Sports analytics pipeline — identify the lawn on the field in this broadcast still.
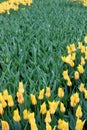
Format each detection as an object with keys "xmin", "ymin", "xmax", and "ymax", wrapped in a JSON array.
[{"xmin": 0, "ymin": 0, "xmax": 87, "ymax": 129}]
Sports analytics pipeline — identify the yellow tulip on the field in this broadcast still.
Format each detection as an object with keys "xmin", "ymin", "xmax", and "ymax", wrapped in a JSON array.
[
  {"xmin": 45, "ymin": 87, "xmax": 51, "ymax": 98},
  {"xmin": 3, "ymin": 89, "xmax": 9, "ymax": 100},
  {"xmin": 74, "ymin": 71, "xmax": 79, "ymax": 80},
  {"xmin": 76, "ymin": 105, "xmax": 82, "ymax": 118},
  {"xmin": 1, "ymin": 120, "xmax": 9, "ymax": 130},
  {"xmin": 58, "ymin": 119, "xmax": 69, "ymax": 130},
  {"xmin": 58, "ymin": 87, "xmax": 64, "ymax": 98},
  {"xmin": 48, "ymin": 100, "xmax": 59, "ymax": 114},
  {"xmin": 18, "ymin": 82, "xmax": 24, "ymax": 93},
  {"xmin": 60, "ymin": 102, "xmax": 66, "ymax": 113},
  {"xmin": 79, "ymin": 83, "xmax": 85, "ymax": 92},
  {"xmin": 77, "ymin": 64, "xmax": 84, "ymax": 74},
  {"xmin": 23, "ymin": 109, "xmax": 29, "ymax": 120},
  {"xmin": 45, "ymin": 111, "xmax": 51, "ymax": 123},
  {"xmin": 13, "ymin": 109, "xmax": 21, "ymax": 122},
  {"xmin": 70, "ymin": 92, "xmax": 80, "ymax": 107},
  {"xmin": 46, "ymin": 123, "xmax": 52, "ymax": 130},
  {"xmin": 75, "ymin": 118, "xmax": 85, "ymax": 130},
  {"xmin": 30, "ymin": 94, "xmax": 37, "ymax": 105},
  {"xmin": 17, "ymin": 92, "xmax": 24, "ymax": 104},
  {"xmin": 40, "ymin": 102, "xmax": 47, "ymax": 114},
  {"xmin": 0, "ymin": 103, "xmax": 4, "ymax": 115},
  {"xmin": 7, "ymin": 95, "xmax": 14, "ymax": 107},
  {"xmin": 38, "ymin": 89, "xmax": 44, "ymax": 100}
]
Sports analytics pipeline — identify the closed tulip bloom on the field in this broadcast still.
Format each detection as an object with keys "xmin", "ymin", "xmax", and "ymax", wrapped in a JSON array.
[
  {"xmin": 60, "ymin": 102, "xmax": 66, "ymax": 113},
  {"xmin": 70, "ymin": 92, "xmax": 80, "ymax": 107},
  {"xmin": 75, "ymin": 118, "xmax": 85, "ymax": 130},
  {"xmin": 58, "ymin": 87, "xmax": 64, "ymax": 98},
  {"xmin": 67, "ymin": 79, "xmax": 72, "ymax": 87},
  {"xmin": 76, "ymin": 105, "xmax": 82, "ymax": 118},
  {"xmin": 62, "ymin": 70, "xmax": 69, "ymax": 80},
  {"xmin": 45, "ymin": 87, "xmax": 51, "ymax": 98},
  {"xmin": 1, "ymin": 120, "xmax": 9, "ymax": 130},
  {"xmin": 77, "ymin": 64, "xmax": 84, "ymax": 74},
  {"xmin": 74, "ymin": 71, "xmax": 79, "ymax": 80},
  {"xmin": 28, "ymin": 112, "xmax": 35, "ymax": 124},
  {"xmin": 30, "ymin": 94, "xmax": 37, "ymax": 105},
  {"xmin": 40, "ymin": 102, "xmax": 47, "ymax": 114},
  {"xmin": 0, "ymin": 93, "xmax": 7, "ymax": 108},
  {"xmin": 46, "ymin": 123, "xmax": 52, "ymax": 130},
  {"xmin": 1, "ymin": 100, "xmax": 7, "ymax": 108},
  {"xmin": 45, "ymin": 111, "xmax": 51, "ymax": 123},
  {"xmin": 23, "ymin": 109, "xmax": 29, "ymax": 120},
  {"xmin": 7, "ymin": 95, "xmax": 14, "ymax": 107},
  {"xmin": 38, "ymin": 89, "xmax": 44, "ymax": 100},
  {"xmin": 81, "ymin": 57, "xmax": 85, "ymax": 66},
  {"xmin": 13, "ymin": 109, "xmax": 21, "ymax": 122},
  {"xmin": 0, "ymin": 103, "xmax": 4, "ymax": 115},
  {"xmin": 18, "ymin": 82, "xmax": 24, "ymax": 93},
  {"xmin": 30, "ymin": 122, "xmax": 38, "ymax": 130},
  {"xmin": 61, "ymin": 56, "xmax": 66, "ymax": 62},
  {"xmin": 17, "ymin": 92, "xmax": 24, "ymax": 104},
  {"xmin": 3, "ymin": 89, "xmax": 9, "ymax": 100},
  {"xmin": 79, "ymin": 83, "xmax": 85, "ymax": 92}
]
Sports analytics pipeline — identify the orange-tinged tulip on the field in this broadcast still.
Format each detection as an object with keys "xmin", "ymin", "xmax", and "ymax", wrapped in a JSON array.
[
  {"xmin": 1, "ymin": 120, "xmax": 9, "ymax": 130},
  {"xmin": 17, "ymin": 92, "xmax": 24, "ymax": 104},
  {"xmin": 0, "ymin": 103, "xmax": 4, "ymax": 115},
  {"xmin": 74, "ymin": 71, "xmax": 79, "ymax": 80}
]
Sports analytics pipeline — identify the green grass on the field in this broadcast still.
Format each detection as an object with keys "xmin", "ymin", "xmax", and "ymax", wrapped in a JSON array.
[{"xmin": 0, "ymin": 0, "xmax": 87, "ymax": 94}]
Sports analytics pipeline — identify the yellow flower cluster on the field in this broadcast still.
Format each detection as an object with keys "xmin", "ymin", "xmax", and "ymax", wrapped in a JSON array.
[
  {"xmin": 0, "ymin": 0, "xmax": 32, "ymax": 14},
  {"xmin": 0, "ymin": 82, "xmax": 66, "ymax": 130},
  {"xmin": 61, "ymin": 35, "xmax": 87, "ymax": 130}
]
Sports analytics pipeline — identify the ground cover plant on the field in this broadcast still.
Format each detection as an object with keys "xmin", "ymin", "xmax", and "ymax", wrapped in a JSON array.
[{"xmin": 0, "ymin": 0, "xmax": 87, "ymax": 130}]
